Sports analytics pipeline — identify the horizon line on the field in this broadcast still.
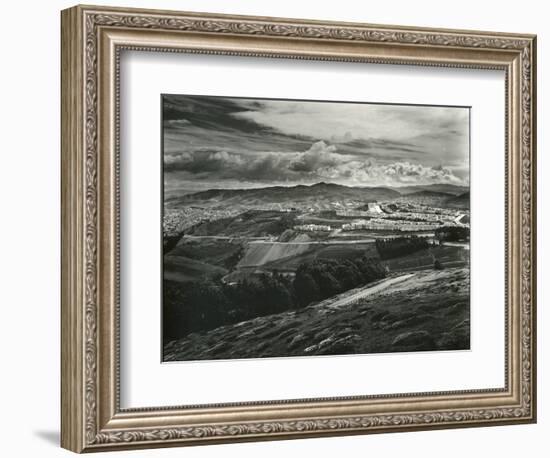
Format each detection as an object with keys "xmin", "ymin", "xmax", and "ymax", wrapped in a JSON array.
[{"xmin": 165, "ymin": 180, "xmax": 470, "ymax": 193}]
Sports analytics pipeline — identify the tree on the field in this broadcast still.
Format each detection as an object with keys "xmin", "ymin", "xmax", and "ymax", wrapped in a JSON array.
[
  {"xmin": 258, "ymin": 274, "xmax": 293, "ymax": 314},
  {"xmin": 317, "ymin": 271, "xmax": 342, "ymax": 298},
  {"xmin": 435, "ymin": 226, "xmax": 469, "ymax": 242},
  {"xmin": 162, "ymin": 281, "xmax": 189, "ymax": 343},
  {"xmin": 294, "ymin": 270, "xmax": 320, "ymax": 307},
  {"xmin": 164, "ymin": 253, "xmax": 389, "ymax": 344},
  {"xmin": 375, "ymin": 236, "xmax": 429, "ymax": 260},
  {"xmin": 184, "ymin": 279, "xmax": 228, "ymax": 332}
]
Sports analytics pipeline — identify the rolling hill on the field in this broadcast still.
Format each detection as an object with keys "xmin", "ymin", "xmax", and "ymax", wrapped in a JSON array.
[
  {"xmin": 445, "ymin": 191, "xmax": 470, "ymax": 209},
  {"xmin": 167, "ymin": 182, "xmax": 401, "ymax": 208},
  {"xmin": 186, "ymin": 210, "xmax": 296, "ymax": 237},
  {"xmin": 392, "ymin": 184, "xmax": 468, "ymax": 196},
  {"xmin": 393, "ymin": 189, "xmax": 471, "ymax": 209}
]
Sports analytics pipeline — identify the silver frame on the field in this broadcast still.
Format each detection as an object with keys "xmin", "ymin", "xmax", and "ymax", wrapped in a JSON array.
[{"xmin": 61, "ymin": 4, "xmax": 537, "ymax": 453}]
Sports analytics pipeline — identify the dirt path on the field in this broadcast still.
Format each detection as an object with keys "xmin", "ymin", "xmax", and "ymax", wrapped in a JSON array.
[{"xmin": 318, "ymin": 273, "xmax": 415, "ymax": 310}]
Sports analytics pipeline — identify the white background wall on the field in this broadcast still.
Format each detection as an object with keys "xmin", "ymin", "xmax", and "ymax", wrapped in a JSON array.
[{"xmin": 0, "ymin": 0, "xmax": 546, "ymax": 456}]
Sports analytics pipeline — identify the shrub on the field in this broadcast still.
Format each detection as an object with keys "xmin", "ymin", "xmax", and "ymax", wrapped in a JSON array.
[{"xmin": 375, "ymin": 236, "xmax": 429, "ymax": 260}]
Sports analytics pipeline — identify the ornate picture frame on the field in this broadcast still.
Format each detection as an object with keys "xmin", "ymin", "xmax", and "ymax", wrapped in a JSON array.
[{"xmin": 61, "ymin": 4, "xmax": 536, "ymax": 453}]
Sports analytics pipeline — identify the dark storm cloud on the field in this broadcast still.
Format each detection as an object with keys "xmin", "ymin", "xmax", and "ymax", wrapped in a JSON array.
[
  {"xmin": 163, "ymin": 95, "xmax": 274, "ymax": 134},
  {"xmin": 163, "ymin": 95, "xmax": 315, "ymax": 159}
]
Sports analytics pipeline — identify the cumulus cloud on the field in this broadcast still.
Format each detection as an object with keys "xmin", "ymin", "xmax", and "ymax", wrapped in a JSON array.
[
  {"xmin": 289, "ymin": 141, "xmax": 341, "ymax": 172},
  {"xmin": 322, "ymin": 161, "xmax": 463, "ymax": 186},
  {"xmin": 240, "ymin": 153, "xmax": 290, "ymax": 181},
  {"xmin": 165, "ymin": 149, "xmax": 293, "ymax": 182},
  {"xmin": 164, "ymin": 141, "xmax": 465, "ymax": 187}
]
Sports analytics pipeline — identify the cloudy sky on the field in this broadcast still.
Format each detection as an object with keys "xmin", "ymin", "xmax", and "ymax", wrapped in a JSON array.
[{"xmin": 163, "ymin": 94, "xmax": 469, "ymax": 192}]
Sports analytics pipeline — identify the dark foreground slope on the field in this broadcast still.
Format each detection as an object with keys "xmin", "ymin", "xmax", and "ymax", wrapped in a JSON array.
[{"xmin": 163, "ymin": 267, "xmax": 469, "ymax": 361}]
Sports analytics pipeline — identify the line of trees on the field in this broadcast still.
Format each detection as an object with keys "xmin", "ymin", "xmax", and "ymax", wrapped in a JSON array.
[
  {"xmin": 375, "ymin": 236, "xmax": 429, "ymax": 260},
  {"xmin": 435, "ymin": 226, "xmax": 469, "ymax": 242},
  {"xmin": 163, "ymin": 255, "xmax": 386, "ymax": 343},
  {"xmin": 294, "ymin": 257, "xmax": 385, "ymax": 307}
]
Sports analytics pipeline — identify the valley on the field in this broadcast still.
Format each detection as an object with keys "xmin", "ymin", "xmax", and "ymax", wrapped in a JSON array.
[{"xmin": 162, "ymin": 182, "xmax": 470, "ymax": 361}]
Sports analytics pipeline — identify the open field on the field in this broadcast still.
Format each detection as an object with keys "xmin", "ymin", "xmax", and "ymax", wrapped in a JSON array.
[
  {"xmin": 164, "ymin": 267, "xmax": 469, "ymax": 361},
  {"xmin": 296, "ymin": 214, "xmax": 356, "ymax": 226},
  {"xmin": 169, "ymin": 239, "xmax": 243, "ymax": 267},
  {"xmin": 238, "ymin": 242, "xmax": 312, "ymax": 268},
  {"xmin": 163, "ymin": 255, "xmax": 228, "ymax": 283},
  {"xmin": 163, "ymin": 216, "xmax": 468, "ymax": 284},
  {"xmin": 164, "ymin": 239, "xmax": 244, "ymax": 282},
  {"xmin": 247, "ymin": 241, "xmax": 379, "ymax": 272}
]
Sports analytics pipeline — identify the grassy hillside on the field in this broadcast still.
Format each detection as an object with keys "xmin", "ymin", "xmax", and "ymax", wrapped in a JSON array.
[
  {"xmin": 170, "ymin": 239, "xmax": 243, "ymax": 268},
  {"xmin": 187, "ymin": 210, "xmax": 297, "ymax": 237},
  {"xmin": 260, "ymin": 241, "xmax": 379, "ymax": 271},
  {"xmin": 164, "ymin": 239, "xmax": 244, "ymax": 283},
  {"xmin": 164, "ymin": 267, "xmax": 470, "ymax": 361},
  {"xmin": 163, "ymin": 255, "xmax": 227, "ymax": 283},
  {"xmin": 237, "ymin": 242, "xmax": 312, "ymax": 268}
]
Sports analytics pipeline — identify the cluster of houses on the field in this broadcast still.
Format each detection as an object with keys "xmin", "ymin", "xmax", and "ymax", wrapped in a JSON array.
[
  {"xmin": 293, "ymin": 224, "xmax": 331, "ymax": 232},
  {"xmin": 163, "ymin": 207, "xmax": 239, "ymax": 237},
  {"xmin": 341, "ymin": 218, "xmax": 442, "ymax": 232}
]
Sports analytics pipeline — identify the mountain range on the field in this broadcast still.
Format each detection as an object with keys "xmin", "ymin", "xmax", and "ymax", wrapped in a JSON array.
[{"xmin": 166, "ymin": 182, "xmax": 469, "ymax": 209}]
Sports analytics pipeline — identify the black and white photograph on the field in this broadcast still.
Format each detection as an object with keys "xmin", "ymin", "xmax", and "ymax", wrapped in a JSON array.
[{"xmin": 161, "ymin": 94, "xmax": 471, "ymax": 362}]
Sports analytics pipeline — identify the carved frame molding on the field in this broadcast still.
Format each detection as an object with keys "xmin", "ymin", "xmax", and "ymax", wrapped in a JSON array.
[{"xmin": 61, "ymin": 5, "xmax": 536, "ymax": 453}]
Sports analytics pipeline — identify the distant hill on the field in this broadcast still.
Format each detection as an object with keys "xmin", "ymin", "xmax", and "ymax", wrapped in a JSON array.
[
  {"xmin": 393, "ymin": 184, "xmax": 469, "ymax": 196},
  {"xmin": 445, "ymin": 192, "xmax": 470, "ymax": 209},
  {"xmin": 394, "ymin": 189, "xmax": 471, "ymax": 209},
  {"xmin": 394, "ymin": 190, "xmax": 454, "ymax": 207},
  {"xmin": 168, "ymin": 182, "xmax": 401, "ymax": 208}
]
